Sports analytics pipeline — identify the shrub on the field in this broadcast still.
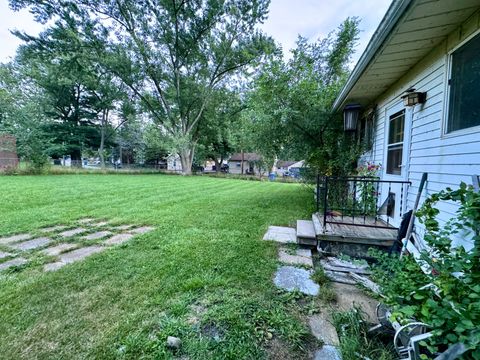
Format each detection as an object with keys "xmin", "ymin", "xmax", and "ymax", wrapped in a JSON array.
[{"xmin": 371, "ymin": 183, "xmax": 480, "ymax": 358}]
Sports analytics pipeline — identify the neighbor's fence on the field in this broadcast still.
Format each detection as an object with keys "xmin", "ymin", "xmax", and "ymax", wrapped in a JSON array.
[{"xmin": 316, "ymin": 175, "xmax": 411, "ymax": 229}]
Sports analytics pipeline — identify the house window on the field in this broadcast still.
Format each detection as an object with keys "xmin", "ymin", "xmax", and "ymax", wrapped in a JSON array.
[
  {"xmin": 386, "ymin": 110, "xmax": 405, "ymax": 175},
  {"xmin": 447, "ymin": 33, "xmax": 480, "ymax": 133}
]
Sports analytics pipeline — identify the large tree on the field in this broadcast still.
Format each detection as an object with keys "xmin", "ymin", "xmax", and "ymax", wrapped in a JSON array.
[
  {"xmin": 246, "ymin": 18, "xmax": 361, "ymax": 175},
  {"xmin": 10, "ymin": 0, "xmax": 274, "ymax": 174}
]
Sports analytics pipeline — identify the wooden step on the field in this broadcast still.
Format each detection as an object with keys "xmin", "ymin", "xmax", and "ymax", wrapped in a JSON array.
[
  {"xmin": 296, "ymin": 220, "xmax": 317, "ymax": 246},
  {"xmin": 311, "ymin": 213, "xmax": 324, "ymax": 236}
]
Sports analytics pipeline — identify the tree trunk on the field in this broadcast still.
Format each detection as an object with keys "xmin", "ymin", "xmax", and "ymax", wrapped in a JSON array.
[
  {"xmin": 71, "ymin": 148, "xmax": 82, "ymax": 168},
  {"xmin": 99, "ymin": 110, "xmax": 107, "ymax": 169},
  {"xmin": 214, "ymin": 158, "xmax": 221, "ymax": 174},
  {"xmin": 179, "ymin": 147, "xmax": 194, "ymax": 175},
  {"xmin": 241, "ymin": 150, "xmax": 244, "ymax": 175}
]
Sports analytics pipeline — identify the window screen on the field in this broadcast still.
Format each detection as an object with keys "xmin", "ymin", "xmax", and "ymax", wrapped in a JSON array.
[
  {"xmin": 447, "ymin": 33, "xmax": 480, "ymax": 133},
  {"xmin": 387, "ymin": 110, "xmax": 405, "ymax": 175}
]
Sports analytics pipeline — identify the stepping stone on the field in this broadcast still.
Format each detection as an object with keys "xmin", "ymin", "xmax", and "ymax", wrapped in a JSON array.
[
  {"xmin": 0, "ymin": 258, "xmax": 28, "ymax": 271},
  {"xmin": 42, "ymin": 243, "xmax": 78, "ymax": 257},
  {"xmin": 314, "ymin": 345, "xmax": 342, "ymax": 360},
  {"xmin": 111, "ymin": 224, "xmax": 133, "ymax": 231},
  {"xmin": 44, "ymin": 246, "xmax": 105, "ymax": 272},
  {"xmin": 9, "ymin": 237, "xmax": 51, "ymax": 251},
  {"xmin": 78, "ymin": 218, "xmax": 95, "ymax": 224},
  {"xmin": 0, "ymin": 251, "xmax": 14, "ymax": 259},
  {"xmin": 59, "ymin": 228, "xmax": 87, "ymax": 238},
  {"xmin": 83, "ymin": 231, "xmax": 112, "ymax": 240},
  {"xmin": 278, "ymin": 248, "xmax": 313, "ymax": 267},
  {"xmin": 312, "ymin": 213, "xmax": 324, "ymax": 236},
  {"xmin": 40, "ymin": 225, "xmax": 67, "ymax": 233},
  {"xmin": 273, "ymin": 266, "xmax": 319, "ymax": 296},
  {"xmin": 309, "ymin": 313, "xmax": 340, "ymax": 346},
  {"xmin": 128, "ymin": 226, "xmax": 154, "ymax": 234},
  {"xmin": 0, "ymin": 233, "xmax": 31, "ymax": 245},
  {"xmin": 296, "ymin": 220, "xmax": 317, "ymax": 246},
  {"xmin": 325, "ymin": 270, "xmax": 356, "ymax": 285},
  {"xmin": 263, "ymin": 226, "xmax": 296, "ymax": 244},
  {"xmin": 103, "ymin": 233, "xmax": 134, "ymax": 246},
  {"xmin": 92, "ymin": 221, "xmax": 110, "ymax": 227}
]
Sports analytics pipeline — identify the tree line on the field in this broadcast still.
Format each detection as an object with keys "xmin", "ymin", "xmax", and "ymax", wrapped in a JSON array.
[{"xmin": 1, "ymin": 0, "xmax": 362, "ymax": 175}]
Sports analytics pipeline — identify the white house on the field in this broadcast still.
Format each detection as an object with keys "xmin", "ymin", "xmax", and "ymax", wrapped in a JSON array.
[
  {"xmin": 228, "ymin": 152, "xmax": 262, "ymax": 175},
  {"xmin": 275, "ymin": 160, "xmax": 305, "ymax": 176},
  {"xmin": 333, "ymin": 0, "xmax": 480, "ymax": 250},
  {"xmin": 167, "ymin": 153, "xmax": 182, "ymax": 172}
]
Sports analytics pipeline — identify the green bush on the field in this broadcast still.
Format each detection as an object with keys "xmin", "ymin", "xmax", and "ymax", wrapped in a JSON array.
[{"xmin": 371, "ymin": 183, "xmax": 480, "ymax": 358}]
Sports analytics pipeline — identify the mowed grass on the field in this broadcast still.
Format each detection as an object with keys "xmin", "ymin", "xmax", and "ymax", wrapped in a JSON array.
[{"xmin": 0, "ymin": 174, "xmax": 315, "ymax": 359}]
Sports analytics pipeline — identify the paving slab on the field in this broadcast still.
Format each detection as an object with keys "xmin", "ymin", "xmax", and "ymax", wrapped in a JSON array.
[
  {"xmin": 314, "ymin": 345, "xmax": 342, "ymax": 360},
  {"xmin": 40, "ymin": 225, "xmax": 67, "ymax": 233},
  {"xmin": 0, "ymin": 233, "xmax": 31, "ymax": 245},
  {"xmin": 0, "ymin": 258, "xmax": 28, "ymax": 271},
  {"xmin": 273, "ymin": 266, "xmax": 319, "ymax": 296},
  {"xmin": 42, "ymin": 243, "xmax": 78, "ymax": 257},
  {"xmin": 77, "ymin": 218, "xmax": 95, "ymax": 223},
  {"xmin": 0, "ymin": 251, "xmax": 14, "ymax": 259},
  {"xmin": 111, "ymin": 224, "xmax": 133, "ymax": 231},
  {"xmin": 128, "ymin": 226, "xmax": 154, "ymax": 234},
  {"xmin": 59, "ymin": 228, "xmax": 87, "ymax": 237},
  {"xmin": 308, "ymin": 313, "xmax": 340, "ymax": 346},
  {"xmin": 278, "ymin": 248, "xmax": 313, "ymax": 267},
  {"xmin": 263, "ymin": 226, "xmax": 296, "ymax": 243},
  {"xmin": 92, "ymin": 221, "xmax": 110, "ymax": 227},
  {"xmin": 9, "ymin": 237, "xmax": 51, "ymax": 251},
  {"xmin": 332, "ymin": 283, "xmax": 378, "ymax": 323},
  {"xmin": 297, "ymin": 220, "xmax": 317, "ymax": 246},
  {"xmin": 324, "ymin": 270, "xmax": 357, "ymax": 285},
  {"xmin": 83, "ymin": 231, "xmax": 112, "ymax": 240},
  {"xmin": 43, "ymin": 246, "xmax": 106, "ymax": 270},
  {"xmin": 103, "ymin": 233, "xmax": 134, "ymax": 246}
]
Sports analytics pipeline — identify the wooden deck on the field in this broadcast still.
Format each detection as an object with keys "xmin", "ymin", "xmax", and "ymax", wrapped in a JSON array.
[{"xmin": 312, "ymin": 213, "xmax": 397, "ymax": 247}]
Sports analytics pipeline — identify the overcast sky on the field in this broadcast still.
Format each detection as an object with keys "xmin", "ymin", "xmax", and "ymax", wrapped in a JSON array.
[{"xmin": 0, "ymin": 0, "xmax": 392, "ymax": 65}]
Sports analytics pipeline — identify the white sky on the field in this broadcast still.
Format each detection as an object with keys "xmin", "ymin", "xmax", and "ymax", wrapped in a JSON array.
[{"xmin": 0, "ymin": 0, "xmax": 392, "ymax": 66}]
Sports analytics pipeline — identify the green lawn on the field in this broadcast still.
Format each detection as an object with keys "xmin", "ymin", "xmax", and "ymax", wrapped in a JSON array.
[{"xmin": 0, "ymin": 174, "xmax": 316, "ymax": 359}]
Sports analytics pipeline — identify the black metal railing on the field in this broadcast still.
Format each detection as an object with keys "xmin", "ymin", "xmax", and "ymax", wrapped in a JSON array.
[{"xmin": 316, "ymin": 175, "xmax": 411, "ymax": 229}]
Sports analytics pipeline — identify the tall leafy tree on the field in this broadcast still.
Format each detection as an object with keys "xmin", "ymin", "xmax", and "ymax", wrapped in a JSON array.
[
  {"xmin": 247, "ymin": 18, "xmax": 361, "ymax": 175},
  {"xmin": 10, "ymin": 0, "xmax": 274, "ymax": 174}
]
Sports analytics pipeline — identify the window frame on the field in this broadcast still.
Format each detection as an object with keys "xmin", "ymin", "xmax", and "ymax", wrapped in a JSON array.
[
  {"xmin": 386, "ymin": 109, "xmax": 406, "ymax": 176},
  {"xmin": 443, "ymin": 29, "xmax": 480, "ymax": 138}
]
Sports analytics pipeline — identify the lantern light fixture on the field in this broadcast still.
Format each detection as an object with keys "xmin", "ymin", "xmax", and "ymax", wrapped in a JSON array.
[
  {"xmin": 401, "ymin": 88, "xmax": 426, "ymax": 107},
  {"xmin": 343, "ymin": 104, "xmax": 362, "ymax": 132}
]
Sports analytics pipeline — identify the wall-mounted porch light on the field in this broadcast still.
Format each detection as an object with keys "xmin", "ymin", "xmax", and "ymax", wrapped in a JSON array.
[
  {"xmin": 401, "ymin": 89, "xmax": 426, "ymax": 107},
  {"xmin": 343, "ymin": 104, "xmax": 362, "ymax": 132}
]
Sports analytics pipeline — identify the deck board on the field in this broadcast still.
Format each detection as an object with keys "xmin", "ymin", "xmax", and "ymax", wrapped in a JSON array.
[{"xmin": 313, "ymin": 213, "xmax": 397, "ymax": 247}]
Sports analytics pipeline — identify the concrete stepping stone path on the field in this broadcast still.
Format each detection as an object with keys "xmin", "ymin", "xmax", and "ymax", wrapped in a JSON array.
[
  {"xmin": 0, "ymin": 251, "xmax": 14, "ymax": 259},
  {"xmin": 273, "ymin": 266, "xmax": 319, "ymax": 296},
  {"xmin": 44, "ymin": 246, "xmax": 105, "ymax": 271},
  {"xmin": 103, "ymin": 233, "xmax": 134, "ymax": 246},
  {"xmin": 0, "ymin": 233, "xmax": 31, "ymax": 245},
  {"xmin": 40, "ymin": 225, "xmax": 67, "ymax": 233},
  {"xmin": 263, "ymin": 226, "xmax": 296, "ymax": 243},
  {"xmin": 308, "ymin": 313, "xmax": 340, "ymax": 346},
  {"xmin": 128, "ymin": 226, "xmax": 154, "ymax": 235},
  {"xmin": 0, "ymin": 258, "xmax": 28, "ymax": 271},
  {"xmin": 314, "ymin": 345, "xmax": 342, "ymax": 360},
  {"xmin": 111, "ymin": 224, "xmax": 133, "ymax": 231},
  {"xmin": 59, "ymin": 228, "xmax": 87, "ymax": 238},
  {"xmin": 9, "ymin": 237, "xmax": 51, "ymax": 251},
  {"xmin": 278, "ymin": 248, "xmax": 313, "ymax": 267},
  {"xmin": 83, "ymin": 231, "xmax": 112, "ymax": 240},
  {"xmin": 42, "ymin": 243, "xmax": 78, "ymax": 257}
]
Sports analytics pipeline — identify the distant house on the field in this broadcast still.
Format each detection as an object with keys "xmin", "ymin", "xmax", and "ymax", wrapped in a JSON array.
[
  {"xmin": 276, "ymin": 160, "xmax": 304, "ymax": 176},
  {"xmin": 228, "ymin": 152, "xmax": 262, "ymax": 175},
  {"xmin": 332, "ymin": 0, "xmax": 480, "ymax": 250},
  {"xmin": 0, "ymin": 134, "xmax": 19, "ymax": 170},
  {"xmin": 166, "ymin": 154, "xmax": 182, "ymax": 172}
]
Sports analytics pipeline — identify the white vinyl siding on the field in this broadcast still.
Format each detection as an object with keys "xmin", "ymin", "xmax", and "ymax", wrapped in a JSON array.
[{"xmin": 366, "ymin": 15, "xmax": 480, "ymax": 250}]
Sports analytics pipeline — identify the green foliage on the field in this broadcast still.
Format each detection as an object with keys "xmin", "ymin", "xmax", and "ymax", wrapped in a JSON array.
[
  {"xmin": 371, "ymin": 183, "xmax": 480, "ymax": 358},
  {"xmin": 246, "ymin": 17, "xmax": 362, "ymax": 176},
  {"xmin": 333, "ymin": 308, "xmax": 396, "ymax": 360}
]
